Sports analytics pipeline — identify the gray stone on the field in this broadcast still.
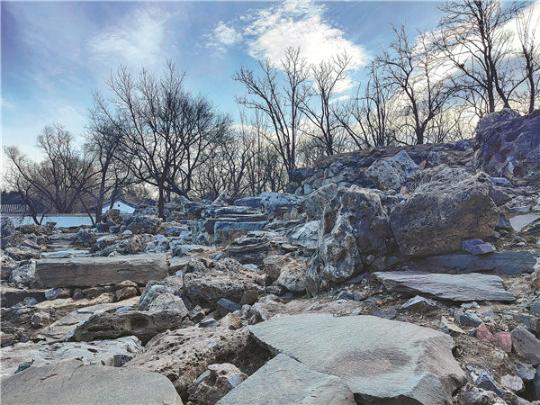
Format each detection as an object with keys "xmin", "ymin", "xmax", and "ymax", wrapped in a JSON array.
[
  {"xmin": 9, "ymin": 261, "xmax": 36, "ymax": 288},
  {"xmin": 286, "ymin": 220, "xmax": 319, "ymax": 250},
  {"xmin": 189, "ymin": 363, "xmax": 247, "ymax": 405},
  {"xmin": 1, "ymin": 360, "xmax": 182, "ymax": 405},
  {"xmin": 314, "ymin": 186, "xmax": 390, "ymax": 289},
  {"xmin": 126, "ymin": 215, "xmax": 162, "ymax": 234},
  {"xmin": 218, "ymin": 354, "xmax": 355, "ymax": 405},
  {"xmin": 0, "ymin": 336, "xmax": 142, "ymax": 379},
  {"xmin": 374, "ymin": 271, "xmax": 515, "ymax": 302},
  {"xmin": 302, "ymin": 183, "xmax": 338, "ymax": 219},
  {"xmin": 401, "ymin": 295, "xmax": 439, "ymax": 313},
  {"xmin": 500, "ymin": 374, "xmax": 524, "ymax": 392},
  {"xmin": 366, "ymin": 150, "xmax": 418, "ymax": 191},
  {"xmin": 34, "ymin": 254, "xmax": 168, "ymax": 288},
  {"xmin": 511, "ymin": 326, "xmax": 540, "ymax": 365},
  {"xmin": 475, "ymin": 108, "xmax": 540, "ymax": 182},
  {"xmin": 461, "ymin": 239, "xmax": 496, "ymax": 255},
  {"xmin": 390, "ymin": 170, "xmax": 498, "ymax": 257},
  {"xmin": 409, "ymin": 251, "xmax": 538, "ymax": 275},
  {"xmin": 249, "ymin": 313, "xmax": 465, "ymax": 404},
  {"xmin": 71, "ymin": 308, "xmax": 188, "ymax": 344}
]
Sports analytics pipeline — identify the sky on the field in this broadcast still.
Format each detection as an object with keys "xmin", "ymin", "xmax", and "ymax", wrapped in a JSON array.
[{"xmin": 0, "ymin": 0, "xmax": 470, "ymax": 160}]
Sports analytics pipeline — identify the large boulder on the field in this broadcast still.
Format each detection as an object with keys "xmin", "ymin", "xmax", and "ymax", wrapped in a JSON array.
[
  {"xmin": 475, "ymin": 109, "xmax": 540, "ymax": 182},
  {"xmin": 249, "ymin": 313, "xmax": 466, "ymax": 404},
  {"xmin": 302, "ymin": 183, "xmax": 338, "ymax": 219},
  {"xmin": 390, "ymin": 169, "xmax": 498, "ymax": 257},
  {"xmin": 1, "ymin": 360, "xmax": 183, "ymax": 405},
  {"xmin": 34, "ymin": 254, "xmax": 168, "ymax": 288},
  {"xmin": 310, "ymin": 186, "xmax": 391, "ymax": 291},
  {"xmin": 219, "ymin": 354, "xmax": 355, "ymax": 405},
  {"xmin": 126, "ymin": 215, "xmax": 162, "ymax": 234}
]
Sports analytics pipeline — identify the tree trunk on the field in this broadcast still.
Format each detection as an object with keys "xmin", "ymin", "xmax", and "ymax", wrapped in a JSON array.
[{"xmin": 157, "ymin": 186, "xmax": 165, "ymax": 219}]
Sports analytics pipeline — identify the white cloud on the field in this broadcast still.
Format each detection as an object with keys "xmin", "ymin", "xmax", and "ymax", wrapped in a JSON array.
[
  {"xmin": 90, "ymin": 7, "xmax": 170, "ymax": 67},
  {"xmin": 209, "ymin": 22, "xmax": 242, "ymax": 53},
  {"xmin": 208, "ymin": 0, "xmax": 366, "ymax": 92}
]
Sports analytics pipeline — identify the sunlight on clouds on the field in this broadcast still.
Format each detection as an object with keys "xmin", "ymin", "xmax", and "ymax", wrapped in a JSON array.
[
  {"xmin": 90, "ymin": 7, "xmax": 169, "ymax": 67},
  {"xmin": 209, "ymin": 0, "xmax": 366, "ymax": 92}
]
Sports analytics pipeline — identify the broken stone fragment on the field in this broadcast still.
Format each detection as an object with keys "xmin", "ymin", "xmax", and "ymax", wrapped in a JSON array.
[{"xmin": 218, "ymin": 354, "xmax": 355, "ymax": 405}]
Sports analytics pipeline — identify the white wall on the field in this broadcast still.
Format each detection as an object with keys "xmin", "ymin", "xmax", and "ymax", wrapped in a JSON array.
[{"xmin": 108, "ymin": 201, "xmax": 136, "ymax": 214}]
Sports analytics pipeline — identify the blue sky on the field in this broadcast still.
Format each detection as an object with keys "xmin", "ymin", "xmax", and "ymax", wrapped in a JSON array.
[{"xmin": 1, "ymin": 1, "xmax": 446, "ymax": 159}]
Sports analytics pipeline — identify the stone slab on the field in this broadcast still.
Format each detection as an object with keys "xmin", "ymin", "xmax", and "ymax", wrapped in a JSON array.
[{"xmin": 374, "ymin": 271, "xmax": 515, "ymax": 302}]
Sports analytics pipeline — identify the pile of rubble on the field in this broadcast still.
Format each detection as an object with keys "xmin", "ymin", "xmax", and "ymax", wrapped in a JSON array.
[{"xmin": 1, "ymin": 109, "xmax": 540, "ymax": 404}]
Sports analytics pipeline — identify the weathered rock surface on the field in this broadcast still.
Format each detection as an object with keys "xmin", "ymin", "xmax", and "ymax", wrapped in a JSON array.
[
  {"xmin": 390, "ymin": 169, "xmax": 498, "ymax": 257},
  {"xmin": 249, "ymin": 313, "xmax": 465, "ymax": 404},
  {"xmin": 511, "ymin": 326, "xmax": 540, "ymax": 366},
  {"xmin": 0, "ymin": 336, "xmax": 142, "ymax": 379},
  {"xmin": 475, "ymin": 109, "xmax": 540, "ymax": 182},
  {"xmin": 366, "ymin": 150, "xmax": 418, "ymax": 190},
  {"xmin": 188, "ymin": 363, "xmax": 247, "ymax": 405},
  {"xmin": 72, "ymin": 308, "xmax": 189, "ymax": 343},
  {"xmin": 127, "ymin": 326, "xmax": 253, "ymax": 396},
  {"xmin": 375, "ymin": 271, "xmax": 515, "ymax": 302},
  {"xmin": 313, "ymin": 186, "xmax": 391, "ymax": 289},
  {"xmin": 1, "ymin": 360, "xmax": 183, "ymax": 405},
  {"xmin": 219, "ymin": 354, "xmax": 355, "ymax": 405},
  {"xmin": 409, "ymin": 250, "xmax": 539, "ymax": 275},
  {"xmin": 34, "ymin": 254, "xmax": 168, "ymax": 288},
  {"xmin": 39, "ymin": 298, "xmax": 139, "ymax": 342}
]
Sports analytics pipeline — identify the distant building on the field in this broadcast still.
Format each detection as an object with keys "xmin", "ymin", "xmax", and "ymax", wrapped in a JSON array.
[{"xmin": 100, "ymin": 197, "xmax": 138, "ymax": 214}]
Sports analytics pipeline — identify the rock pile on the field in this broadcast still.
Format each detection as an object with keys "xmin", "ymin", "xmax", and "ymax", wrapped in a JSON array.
[{"xmin": 2, "ymin": 109, "xmax": 540, "ymax": 404}]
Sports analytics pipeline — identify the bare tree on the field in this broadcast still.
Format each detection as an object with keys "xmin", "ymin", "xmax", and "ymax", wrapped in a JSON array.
[
  {"xmin": 379, "ymin": 28, "xmax": 454, "ymax": 144},
  {"xmin": 235, "ymin": 47, "xmax": 309, "ymax": 174},
  {"xmin": 435, "ymin": 0, "xmax": 524, "ymax": 114},
  {"xmin": 95, "ymin": 64, "xmax": 228, "ymax": 218},
  {"xmin": 84, "ymin": 110, "xmax": 132, "ymax": 223},
  {"xmin": 335, "ymin": 61, "xmax": 396, "ymax": 149},
  {"xmin": 300, "ymin": 53, "xmax": 351, "ymax": 156},
  {"xmin": 516, "ymin": 6, "xmax": 540, "ymax": 113},
  {"xmin": 4, "ymin": 125, "xmax": 95, "ymax": 221}
]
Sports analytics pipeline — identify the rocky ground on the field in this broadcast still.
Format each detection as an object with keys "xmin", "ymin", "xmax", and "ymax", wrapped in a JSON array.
[{"xmin": 1, "ymin": 109, "xmax": 540, "ymax": 404}]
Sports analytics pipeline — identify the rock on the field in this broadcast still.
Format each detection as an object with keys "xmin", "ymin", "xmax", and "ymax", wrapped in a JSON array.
[
  {"xmin": 475, "ymin": 109, "xmax": 540, "ymax": 182},
  {"xmin": 366, "ymin": 150, "xmax": 418, "ymax": 190},
  {"xmin": 115, "ymin": 286, "xmax": 138, "ymax": 301},
  {"xmin": 409, "ymin": 250, "xmax": 539, "ymax": 275},
  {"xmin": 39, "ymin": 298, "xmax": 139, "ymax": 342},
  {"xmin": 127, "ymin": 326, "xmax": 251, "ymax": 396},
  {"xmin": 9, "ymin": 261, "xmax": 36, "ymax": 288},
  {"xmin": 0, "ymin": 336, "xmax": 142, "ymax": 378},
  {"xmin": 183, "ymin": 260, "xmax": 263, "ymax": 306},
  {"xmin": 276, "ymin": 256, "xmax": 307, "ymax": 292},
  {"xmin": 476, "ymin": 323, "xmax": 494, "ymax": 342},
  {"xmin": 374, "ymin": 271, "xmax": 515, "ymax": 302},
  {"xmin": 511, "ymin": 326, "xmax": 540, "ymax": 365},
  {"xmin": 302, "ymin": 183, "xmax": 338, "ymax": 219},
  {"xmin": 286, "ymin": 220, "xmax": 319, "ymax": 250},
  {"xmin": 213, "ymin": 221, "xmax": 267, "ymax": 244},
  {"xmin": 1, "ymin": 359, "xmax": 183, "ymax": 405},
  {"xmin": 217, "ymin": 298, "xmax": 242, "ymax": 316},
  {"xmin": 401, "ymin": 295, "xmax": 439, "ymax": 313},
  {"xmin": 456, "ymin": 311, "xmax": 483, "ymax": 327},
  {"xmin": 500, "ymin": 374, "xmax": 524, "ymax": 392},
  {"xmin": 139, "ymin": 276, "xmax": 184, "ymax": 311},
  {"xmin": 249, "ymin": 313, "xmax": 465, "ymax": 404},
  {"xmin": 44, "ymin": 287, "xmax": 71, "ymax": 300},
  {"xmin": 461, "ymin": 239, "xmax": 496, "ymax": 255},
  {"xmin": 34, "ymin": 254, "xmax": 168, "ymax": 288},
  {"xmin": 126, "ymin": 215, "xmax": 162, "ymax": 234},
  {"xmin": 71, "ymin": 228, "xmax": 96, "ymax": 248},
  {"xmin": 314, "ymin": 186, "xmax": 391, "ymax": 288},
  {"xmin": 72, "ymin": 307, "xmax": 188, "ymax": 344},
  {"xmin": 1, "ymin": 216, "xmax": 15, "ymax": 240},
  {"xmin": 1, "ymin": 287, "xmax": 46, "ymax": 308},
  {"xmin": 219, "ymin": 354, "xmax": 355, "ymax": 405},
  {"xmin": 475, "ymin": 371, "xmax": 504, "ymax": 397},
  {"xmin": 188, "ymin": 363, "xmax": 247, "ymax": 405},
  {"xmin": 456, "ymin": 384, "xmax": 503, "ymax": 404},
  {"xmin": 515, "ymin": 362, "xmax": 536, "ymax": 381},
  {"xmin": 494, "ymin": 332, "xmax": 512, "ymax": 353},
  {"xmin": 390, "ymin": 169, "xmax": 497, "ymax": 257}
]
